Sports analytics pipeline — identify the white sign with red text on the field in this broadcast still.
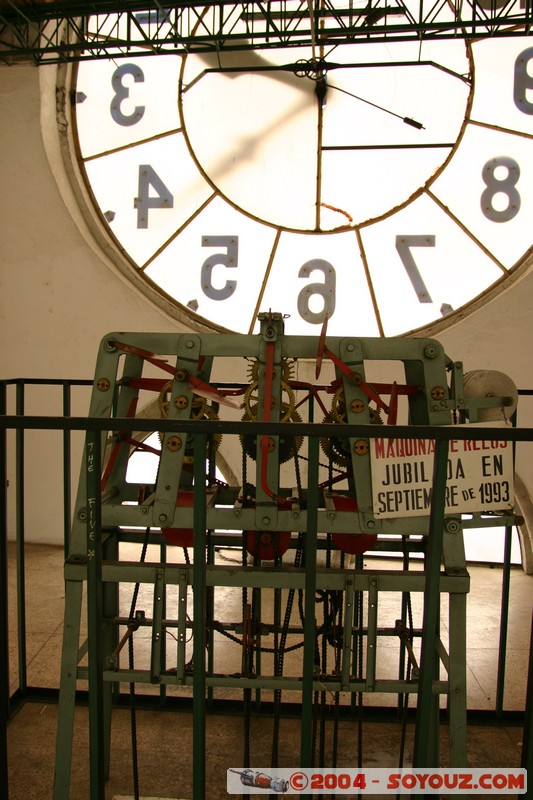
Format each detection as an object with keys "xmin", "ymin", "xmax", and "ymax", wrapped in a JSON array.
[{"xmin": 370, "ymin": 424, "xmax": 514, "ymax": 518}]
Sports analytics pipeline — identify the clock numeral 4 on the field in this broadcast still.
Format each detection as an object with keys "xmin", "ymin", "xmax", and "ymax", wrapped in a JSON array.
[
  {"xmin": 201, "ymin": 236, "xmax": 238, "ymax": 300},
  {"xmin": 134, "ymin": 165, "xmax": 174, "ymax": 229},
  {"xmin": 297, "ymin": 259, "xmax": 336, "ymax": 324}
]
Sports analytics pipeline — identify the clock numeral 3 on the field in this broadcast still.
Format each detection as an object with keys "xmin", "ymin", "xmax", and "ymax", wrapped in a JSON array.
[
  {"xmin": 481, "ymin": 157, "xmax": 520, "ymax": 223},
  {"xmin": 111, "ymin": 64, "xmax": 145, "ymax": 127},
  {"xmin": 201, "ymin": 236, "xmax": 238, "ymax": 300},
  {"xmin": 297, "ymin": 259, "xmax": 336, "ymax": 324},
  {"xmin": 134, "ymin": 165, "xmax": 174, "ymax": 229}
]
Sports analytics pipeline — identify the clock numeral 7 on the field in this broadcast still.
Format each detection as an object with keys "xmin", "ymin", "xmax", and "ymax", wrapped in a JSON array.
[
  {"xmin": 396, "ymin": 236, "xmax": 453, "ymax": 316},
  {"xmin": 396, "ymin": 235, "xmax": 435, "ymax": 304}
]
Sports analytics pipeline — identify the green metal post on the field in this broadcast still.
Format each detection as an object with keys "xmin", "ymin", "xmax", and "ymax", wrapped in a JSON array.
[
  {"xmin": 193, "ymin": 434, "xmax": 207, "ymax": 800},
  {"xmin": 496, "ymin": 524, "xmax": 513, "ymax": 717},
  {"xmin": 413, "ymin": 437, "xmax": 449, "ymax": 768},
  {"xmin": 0, "ymin": 382, "xmax": 9, "ymax": 799},
  {"xmin": 85, "ymin": 430, "xmax": 106, "ymax": 799},
  {"xmin": 15, "ymin": 382, "xmax": 27, "ymax": 696},
  {"xmin": 520, "ymin": 611, "xmax": 533, "ymax": 789},
  {"xmin": 300, "ymin": 435, "xmax": 319, "ymax": 770},
  {"xmin": 62, "ymin": 381, "xmax": 72, "ymax": 555}
]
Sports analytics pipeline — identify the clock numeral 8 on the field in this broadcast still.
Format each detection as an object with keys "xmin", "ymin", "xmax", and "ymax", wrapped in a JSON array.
[
  {"xmin": 481, "ymin": 157, "xmax": 520, "ymax": 223},
  {"xmin": 297, "ymin": 259, "xmax": 336, "ymax": 324}
]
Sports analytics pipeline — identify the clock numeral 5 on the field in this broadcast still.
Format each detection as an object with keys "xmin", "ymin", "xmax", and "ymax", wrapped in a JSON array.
[
  {"xmin": 134, "ymin": 165, "xmax": 174, "ymax": 229},
  {"xmin": 111, "ymin": 64, "xmax": 145, "ymax": 127},
  {"xmin": 201, "ymin": 236, "xmax": 238, "ymax": 300},
  {"xmin": 297, "ymin": 259, "xmax": 336, "ymax": 324}
]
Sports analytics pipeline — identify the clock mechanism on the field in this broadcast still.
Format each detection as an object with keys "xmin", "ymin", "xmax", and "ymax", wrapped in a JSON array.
[{"xmin": 53, "ymin": 311, "xmax": 519, "ymax": 796}]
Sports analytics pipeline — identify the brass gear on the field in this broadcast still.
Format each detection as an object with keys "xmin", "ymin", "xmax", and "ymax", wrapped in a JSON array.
[
  {"xmin": 247, "ymin": 358, "xmax": 294, "ymax": 383},
  {"xmin": 331, "ymin": 386, "xmax": 383, "ymax": 424},
  {"xmin": 243, "ymin": 380, "xmax": 295, "ymax": 422},
  {"xmin": 183, "ymin": 404, "xmax": 222, "ymax": 455},
  {"xmin": 240, "ymin": 407, "xmax": 303, "ymax": 464},
  {"xmin": 158, "ymin": 380, "xmax": 207, "ymax": 420},
  {"xmin": 331, "ymin": 386, "xmax": 347, "ymax": 422},
  {"xmin": 320, "ymin": 418, "xmax": 351, "ymax": 468}
]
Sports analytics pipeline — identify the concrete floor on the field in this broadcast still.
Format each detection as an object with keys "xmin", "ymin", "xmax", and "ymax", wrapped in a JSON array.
[{"xmin": 5, "ymin": 543, "xmax": 532, "ymax": 799}]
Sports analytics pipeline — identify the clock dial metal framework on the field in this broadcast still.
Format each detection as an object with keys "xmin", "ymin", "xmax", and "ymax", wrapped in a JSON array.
[{"xmin": 69, "ymin": 7, "xmax": 533, "ymax": 336}]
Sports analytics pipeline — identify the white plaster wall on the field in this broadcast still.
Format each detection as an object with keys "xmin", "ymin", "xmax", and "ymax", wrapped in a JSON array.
[{"xmin": 1, "ymin": 62, "xmax": 532, "ymax": 547}]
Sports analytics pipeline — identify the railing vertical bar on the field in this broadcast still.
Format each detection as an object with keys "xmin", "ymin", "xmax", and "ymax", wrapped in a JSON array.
[
  {"xmin": 85, "ymin": 429, "xmax": 106, "ymax": 799},
  {"xmin": 193, "ymin": 434, "xmax": 207, "ymax": 800},
  {"xmin": 300, "ymin": 435, "xmax": 319, "ymax": 771},
  {"xmin": 413, "ymin": 436, "xmax": 449, "ymax": 768}
]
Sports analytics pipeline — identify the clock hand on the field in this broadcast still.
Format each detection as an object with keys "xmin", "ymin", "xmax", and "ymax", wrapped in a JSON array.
[{"xmin": 327, "ymin": 82, "xmax": 425, "ymax": 129}]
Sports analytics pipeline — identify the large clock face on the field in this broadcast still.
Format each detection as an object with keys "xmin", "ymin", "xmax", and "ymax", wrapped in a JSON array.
[{"xmin": 71, "ymin": 26, "xmax": 533, "ymax": 336}]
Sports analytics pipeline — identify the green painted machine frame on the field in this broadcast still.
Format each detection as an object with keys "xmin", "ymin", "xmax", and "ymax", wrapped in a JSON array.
[{"xmin": 52, "ymin": 313, "xmax": 517, "ymax": 799}]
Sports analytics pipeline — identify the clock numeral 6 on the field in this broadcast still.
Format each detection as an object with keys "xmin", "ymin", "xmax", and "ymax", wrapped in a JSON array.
[
  {"xmin": 481, "ymin": 157, "xmax": 520, "ymax": 223},
  {"xmin": 134, "ymin": 165, "xmax": 174, "ymax": 229},
  {"xmin": 201, "ymin": 236, "xmax": 238, "ymax": 300},
  {"xmin": 111, "ymin": 63, "xmax": 145, "ymax": 127},
  {"xmin": 297, "ymin": 259, "xmax": 336, "ymax": 324}
]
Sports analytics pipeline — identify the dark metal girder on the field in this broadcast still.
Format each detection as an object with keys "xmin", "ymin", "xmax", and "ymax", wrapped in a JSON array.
[{"xmin": 0, "ymin": 0, "xmax": 531, "ymax": 65}]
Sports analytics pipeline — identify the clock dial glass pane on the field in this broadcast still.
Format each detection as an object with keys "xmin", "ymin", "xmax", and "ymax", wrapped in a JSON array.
[
  {"xmin": 143, "ymin": 196, "xmax": 278, "ymax": 331},
  {"xmin": 253, "ymin": 230, "xmax": 381, "ymax": 336},
  {"xmin": 76, "ymin": 56, "xmax": 182, "ymax": 156},
  {"xmin": 83, "ymin": 135, "xmax": 214, "ymax": 266},
  {"xmin": 360, "ymin": 195, "xmax": 504, "ymax": 336},
  {"xmin": 431, "ymin": 124, "xmax": 533, "ymax": 267},
  {"xmin": 71, "ymin": 25, "xmax": 532, "ymax": 336}
]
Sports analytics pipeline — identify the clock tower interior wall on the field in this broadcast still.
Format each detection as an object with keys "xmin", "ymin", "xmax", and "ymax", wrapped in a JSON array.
[{"xmin": 1, "ymin": 62, "xmax": 533, "ymax": 554}]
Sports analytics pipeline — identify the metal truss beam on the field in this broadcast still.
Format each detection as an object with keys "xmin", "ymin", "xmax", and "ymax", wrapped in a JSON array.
[{"xmin": 0, "ymin": 0, "xmax": 532, "ymax": 65}]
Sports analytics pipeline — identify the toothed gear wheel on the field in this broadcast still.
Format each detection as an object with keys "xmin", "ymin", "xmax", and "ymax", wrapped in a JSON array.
[
  {"xmin": 240, "ymin": 407, "xmax": 303, "ymax": 463},
  {"xmin": 332, "ymin": 386, "xmax": 383, "ymax": 424},
  {"xmin": 331, "ymin": 386, "xmax": 347, "ymax": 422},
  {"xmin": 158, "ymin": 380, "xmax": 207, "ymax": 420},
  {"xmin": 243, "ymin": 380, "xmax": 295, "ymax": 421},
  {"xmin": 247, "ymin": 358, "xmax": 294, "ymax": 383},
  {"xmin": 370, "ymin": 407, "xmax": 383, "ymax": 424},
  {"xmin": 320, "ymin": 418, "xmax": 351, "ymax": 468},
  {"xmin": 184, "ymin": 404, "xmax": 222, "ymax": 454}
]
